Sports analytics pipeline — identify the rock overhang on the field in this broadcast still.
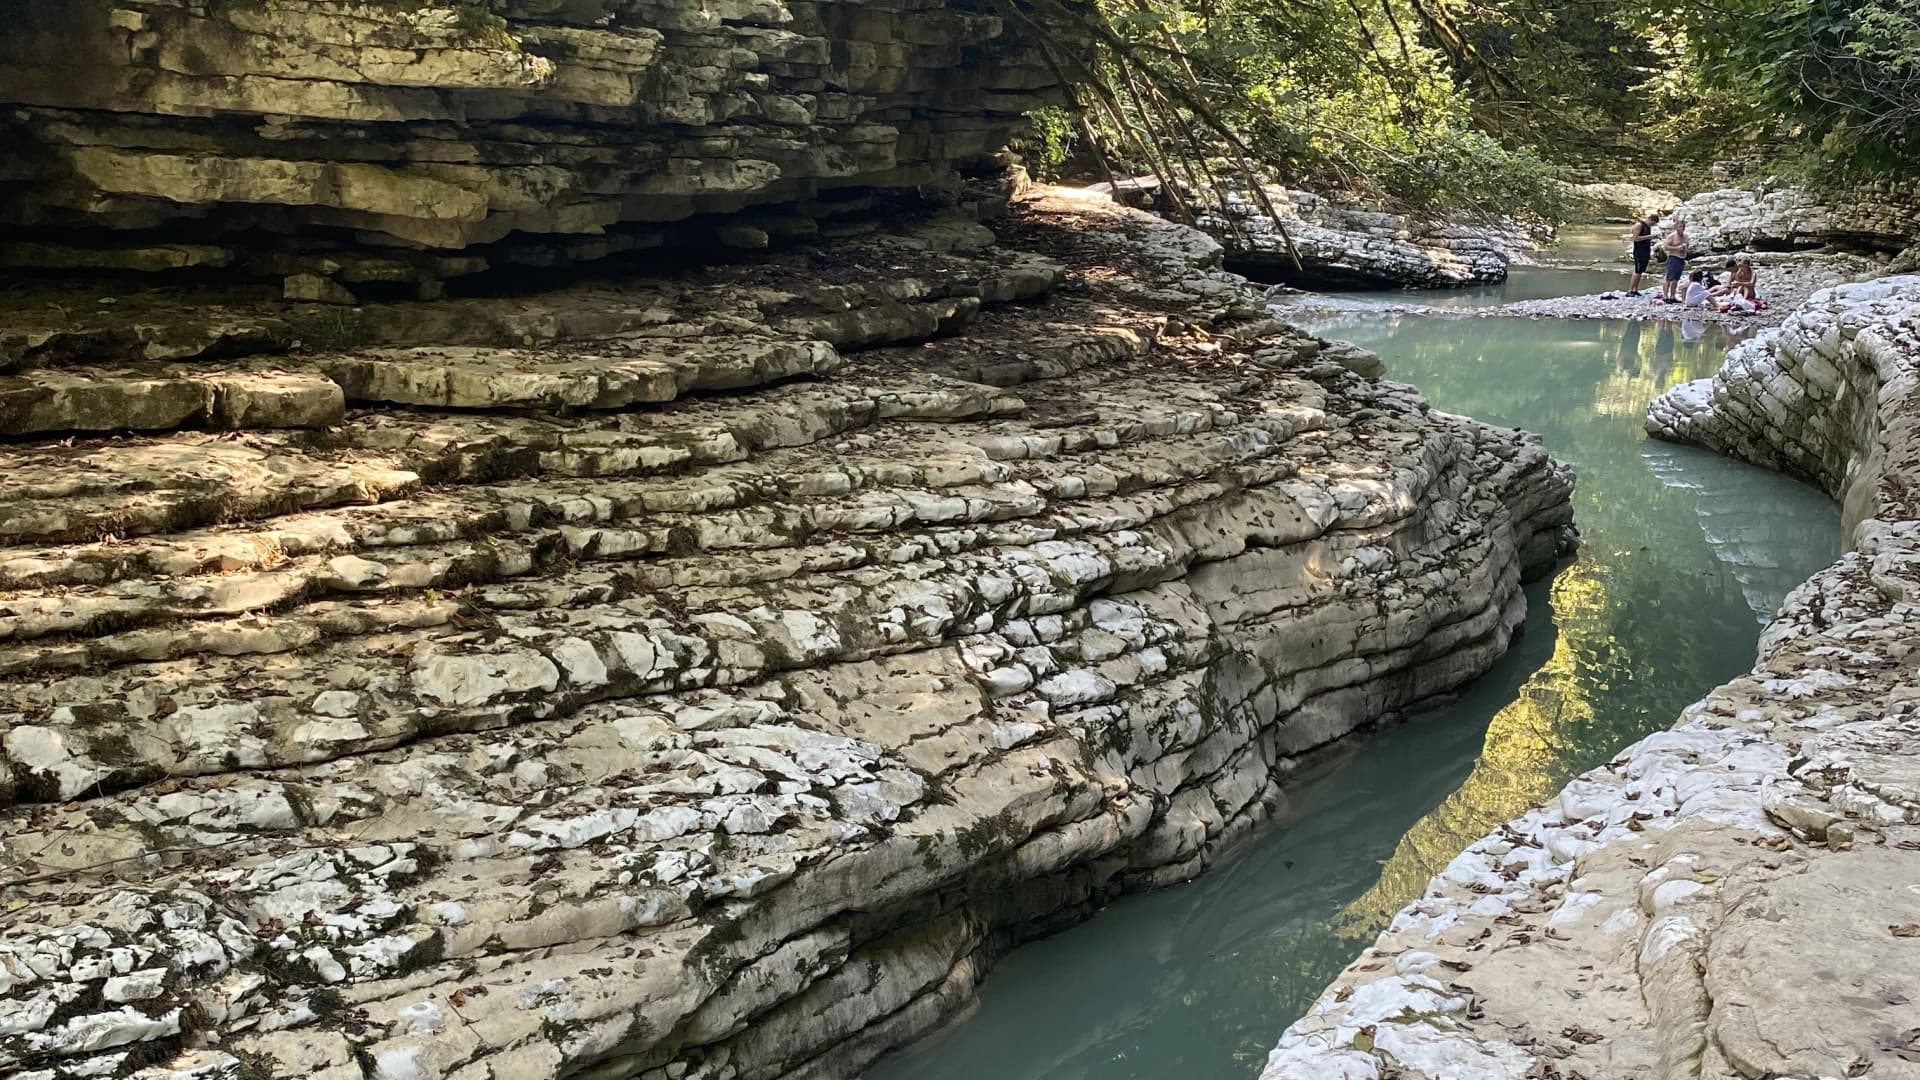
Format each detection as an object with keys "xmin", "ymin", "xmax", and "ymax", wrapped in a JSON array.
[{"xmin": 0, "ymin": 0, "xmax": 1063, "ymax": 294}]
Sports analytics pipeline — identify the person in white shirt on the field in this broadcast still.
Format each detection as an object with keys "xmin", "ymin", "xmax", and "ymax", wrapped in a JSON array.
[{"xmin": 1683, "ymin": 270, "xmax": 1710, "ymax": 309}]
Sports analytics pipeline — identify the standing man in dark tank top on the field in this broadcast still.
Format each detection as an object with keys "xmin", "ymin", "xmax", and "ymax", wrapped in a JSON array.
[{"xmin": 1626, "ymin": 212, "xmax": 1658, "ymax": 297}]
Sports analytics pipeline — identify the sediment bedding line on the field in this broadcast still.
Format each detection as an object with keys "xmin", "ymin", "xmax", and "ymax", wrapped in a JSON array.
[
  {"xmin": 1262, "ymin": 275, "xmax": 1920, "ymax": 1080},
  {"xmin": 0, "ymin": 192, "xmax": 1575, "ymax": 1080}
]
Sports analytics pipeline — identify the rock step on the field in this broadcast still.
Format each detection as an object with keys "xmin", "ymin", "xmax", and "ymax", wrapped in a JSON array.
[
  {"xmin": 0, "ymin": 366, "xmax": 343, "ymax": 437},
  {"xmin": 0, "ymin": 449, "xmax": 1309, "ymax": 667},
  {"xmin": 0, "ymin": 473, "xmax": 1509, "ymax": 805},
  {"xmin": 0, "ymin": 328, "xmax": 1320, "ymax": 557},
  {"xmin": 0, "ymin": 371, "xmax": 1346, "ymax": 649},
  {"xmin": 316, "ymin": 336, "xmax": 842, "ymax": 410},
  {"xmin": 0, "ymin": 437, "xmax": 425, "ymax": 545},
  {"xmin": 912, "ymin": 320, "xmax": 1154, "ymax": 387},
  {"xmin": 0, "ymin": 237, "xmax": 1064, "ymax": 375},
  {"xmin": 0, "ymin": 375, "xmax": 1024, "ymax": 545},
  {"xmin": 0, "ymin": 243, "xmax": 1064, "ymax": 437}
]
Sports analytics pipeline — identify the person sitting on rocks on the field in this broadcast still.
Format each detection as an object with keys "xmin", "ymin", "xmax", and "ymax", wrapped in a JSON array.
[
  {"xmin": 1702, "ymin": 258, "xmax": 1759, "ymax": 314},
  {"xmin": 1728, "ymin": 256, "xmax": 1757, "ymax": 301},
  {"xmin": 1660, "ymin": 219, "xmax": 1692, "ymax": 303},
  {"xmin": 1683, "ymin": 269, "xmax": 1711, "ymax": 309},
  {"xmin": 1625, "ymin": 212, "xmax": 1659, "ymax": 297}
]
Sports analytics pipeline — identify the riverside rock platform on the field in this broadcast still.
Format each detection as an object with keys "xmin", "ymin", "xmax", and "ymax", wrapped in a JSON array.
[{"xmin": 0, "ymin": 189, "xmax": 1577, "ymax": 1080}]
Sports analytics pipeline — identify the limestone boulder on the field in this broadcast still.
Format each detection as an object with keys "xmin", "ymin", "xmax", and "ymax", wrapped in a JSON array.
[{"xmin": 1200, "ymin": 182, "xmax": 1533, "ymax": 288}]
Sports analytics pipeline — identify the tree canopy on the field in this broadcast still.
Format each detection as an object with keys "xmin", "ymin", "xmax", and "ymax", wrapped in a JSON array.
[{"xmin": 1004, "ymin": 0, "xmax": 1920, "ymax": 220}]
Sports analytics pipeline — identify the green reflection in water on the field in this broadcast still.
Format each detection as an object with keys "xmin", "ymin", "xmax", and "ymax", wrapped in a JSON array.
[{"xmin": 865, "ymin": 304, "xmax": 1839, "ymax": 1080}]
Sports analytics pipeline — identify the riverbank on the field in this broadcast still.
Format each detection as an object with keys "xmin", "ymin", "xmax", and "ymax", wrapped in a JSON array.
[
  {"xmin": 1497, "ymin": 251, "xmax": 1881, "ymax": 325},
  {"xmin": 866, "ymin": 293, "xmax": 1837, "ymax": 1080},
  {"xmin": 1263, "ymin": 276, "xmax": 1920, "ymax": 1080},
  {"xmin": 0, "ymin": 190, "xmax": 1577, "ymax": 1080},
  {"xmin": 1270, "ymin": 249, "xmax": 1880, "ymax": 329}
]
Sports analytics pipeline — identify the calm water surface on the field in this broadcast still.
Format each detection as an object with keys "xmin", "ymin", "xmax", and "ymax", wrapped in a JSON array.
[{"xmin": 866, "ymin": 273, "xmax": 1840, "ymax": 1080}]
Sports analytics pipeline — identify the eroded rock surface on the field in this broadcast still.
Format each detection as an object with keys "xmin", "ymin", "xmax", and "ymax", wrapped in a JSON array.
[
  {"xmin": 0, "ymin": 0, "xmax": 1059, "ymax": 288},
  {"xmin": 1562, "ymin": 181, "xmax": 1679, "ymax": 222},
  {"xmin": 1677, "ymin": 181, "xmax": 1920, "ymax": 255},
  {"xmin": 0, "ymin": 190, "xmax": 1575, "ymax": 1080},
  {"xmin": 1203, "ymin": 184, "xmax": 1532, "ymax": 288},
  {"xmin": 1265, "ymin": 276, "xmax": 1920, "ymax": 1080}
]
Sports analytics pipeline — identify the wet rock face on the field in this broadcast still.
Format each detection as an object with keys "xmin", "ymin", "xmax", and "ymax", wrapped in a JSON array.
[
  {"xmin": 1266, "ymin": 276, "xmax": 1920, "ymax": 1080},
  {"xmin": 1676, "ymin": 182, "xmax": 1920, "ymax": 254},
  {"xmin": 0, "ymin": 192, "xmax": 1575, "ymax": 1080},
  {"xmin": 0, "ymin": 0, "xmax": 1057, "ymax": 288}
]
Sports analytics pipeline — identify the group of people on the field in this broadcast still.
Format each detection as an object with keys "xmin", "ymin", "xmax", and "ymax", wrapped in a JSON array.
[{"xmin": 1625, "ymin": 212, "xmax": 1764, "ymax": 313}]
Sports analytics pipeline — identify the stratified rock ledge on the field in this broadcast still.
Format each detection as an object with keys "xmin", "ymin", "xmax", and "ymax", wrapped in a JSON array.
[
  {"xmin": 1205, "ymin": 184, "xmax": 1532, "ymax": 289},
  {"xmin": 0, "ymin": 190, "xmax": 1575, "ymax": 1080},
  {"xmin": 1677, "ymin": 181, "xmax": 1920, "ymax": 255},
  {"xmin": 1264, "ymin": 276, "xmax": 1920, "ymax": 1080}
]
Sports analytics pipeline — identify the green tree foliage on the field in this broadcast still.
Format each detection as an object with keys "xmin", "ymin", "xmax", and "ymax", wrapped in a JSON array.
[
  {"xmin": 1658, "ymin": 0, "xmax": 1920, "ymax": 173},
  {"xmin": 1010, "ymin": 0, "xmax": 1918, "ymax": 225},
  {"xmin": 996, "ymin": 0, "xmax": 1573, "ymax": 221},
  {"xmin": 1452, "ymin": 0, "xmax": 1661, "ymax": 139}
]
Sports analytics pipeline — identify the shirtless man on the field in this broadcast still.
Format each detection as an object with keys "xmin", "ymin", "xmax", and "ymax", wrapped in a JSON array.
[{"xmin": 1661, "ymin": 219, "xmax": 1692, "ymax": 303}]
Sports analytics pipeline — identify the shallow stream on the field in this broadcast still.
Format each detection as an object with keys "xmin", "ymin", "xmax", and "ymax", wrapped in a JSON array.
[{"xmin": 866, "ymin": 254, "xmax": 1840, "ymax": 1079}]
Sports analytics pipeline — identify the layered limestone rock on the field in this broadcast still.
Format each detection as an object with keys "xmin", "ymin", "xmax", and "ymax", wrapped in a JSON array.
[
  {"xmin": 1561, "ymin": 180, "xmax": 1679, "ymax": 223},
  {"xmin": 1264, "ymin": 277, "xmax": 1920, "ymax": 1080},
  {"xmin": 0, "ymin": 190, "xmax": 1576, "ymax": 1080},
  {"xmin": 1095, "ymin": 176, "xmax": 1528, "ymax": 288},
  {"xmin": 1205, "ymin": 184, "xmax": 1531, "ymax": 288},
  {"xmin": 1676, "ymin": 180, "xmax": 1920, "ymax": 255},
  {"xmin": 0, "ymin": 0, "xmax": 1058, "ymax": 291}
]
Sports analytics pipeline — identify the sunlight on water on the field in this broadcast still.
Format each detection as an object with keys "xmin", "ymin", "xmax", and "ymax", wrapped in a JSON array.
[{"xmin": 866, "ymin": 286, "xmax": 1839, "ymax": 1080}]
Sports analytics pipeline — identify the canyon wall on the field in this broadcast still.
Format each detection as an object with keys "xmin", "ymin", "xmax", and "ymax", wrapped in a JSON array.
[
  {"xmin": 0, "ymin": 0, "xmax": 1057, "ymax": 295},
  {"xmin": 0, "ymin": 189, "xmax": 1579, "ymax": 1080},
  {"xmin": 1263, "ymin": 277, "xmax": 1920, "ymax": 1080},
  {"xmin": 0, "ymin": 7, "xmax": 1588, "ymax": 1076},
  {"xmin": 1677, "ymin": 181, "xmax": 1920, "ymax": 256}
]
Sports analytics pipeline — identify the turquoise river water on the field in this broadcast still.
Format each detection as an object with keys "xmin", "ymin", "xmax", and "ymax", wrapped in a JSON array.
[{"xmin": 866, "ymin": 254, "xmax": 1841, "ymax": 1079}]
